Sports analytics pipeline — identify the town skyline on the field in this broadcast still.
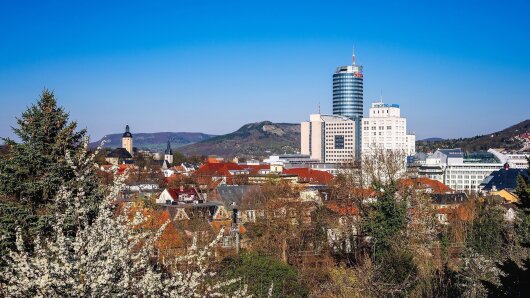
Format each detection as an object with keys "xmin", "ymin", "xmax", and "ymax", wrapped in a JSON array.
[{"xmin": 1, "ymin": 0, "xmax": 529, "ymax": 141}]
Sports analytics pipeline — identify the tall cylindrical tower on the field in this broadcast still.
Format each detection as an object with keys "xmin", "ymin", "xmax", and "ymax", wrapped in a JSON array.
[{"xmin": 332, "ymin": 50, "xmax": 363, "ymax": 160}]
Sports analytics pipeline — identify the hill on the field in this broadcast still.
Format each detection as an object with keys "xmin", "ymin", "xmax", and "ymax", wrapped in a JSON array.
[
  {"xmin": 416, "ymin": 119, "xmax": 530, "ymax": 152},
  {"xmin": 90, "ymin": 132, "xmax": 216, "ymax": 151},
  {"xmin": 420, "ymin": 137, "xmax": 445, "ymax": 142},
  {"xmin": 177, "ymin": 121, "xmax": 301, "ymax": 158}
]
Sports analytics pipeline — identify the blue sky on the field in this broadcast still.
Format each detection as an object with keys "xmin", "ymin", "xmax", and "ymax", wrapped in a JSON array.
[{"xmin": 1, "ymin": 0, "xmax": 529, "ymax": 141}]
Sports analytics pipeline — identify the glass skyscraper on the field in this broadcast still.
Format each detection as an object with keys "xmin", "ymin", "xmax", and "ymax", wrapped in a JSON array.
[{"xmin": 332, "ymin": 51, "xmax": 363, "ymax": 160}]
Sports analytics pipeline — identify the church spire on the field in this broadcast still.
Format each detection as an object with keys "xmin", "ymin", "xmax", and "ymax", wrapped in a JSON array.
[{"xmin": 165, "ymin": 140, "xmax": 172, "ymax": 155}]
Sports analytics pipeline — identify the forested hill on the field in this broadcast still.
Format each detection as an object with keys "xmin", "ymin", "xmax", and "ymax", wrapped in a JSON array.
[
  {"xmin": 417, "ymin": 119, "xmax": 530, "ymax": 152},
  {"xmin": 177, "ymin": 121, "xmax": 301, "ymax": 158}
]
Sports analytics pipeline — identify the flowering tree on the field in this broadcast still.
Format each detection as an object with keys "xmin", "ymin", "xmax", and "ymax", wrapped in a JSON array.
[{"xmin": 1, "ymin": 145, "xmax": 247, "ymax": 297}]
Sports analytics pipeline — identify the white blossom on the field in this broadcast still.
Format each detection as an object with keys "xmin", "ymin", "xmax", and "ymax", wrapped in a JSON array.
[{"xmin": 1, "ymin": 145, "xmax": 247, "ymax": 297}]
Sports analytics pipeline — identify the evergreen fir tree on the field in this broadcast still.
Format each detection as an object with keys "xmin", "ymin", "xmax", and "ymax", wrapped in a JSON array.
[
  {"xmin": 514, "ymin": 157, "xmax": 530, "ymax": 248},
  {"xmin": 0, "ymin": 89, "xmax": 87, "ymax": 206},
  {"xmin": 362, "ymin": 181, "xmax": 407, "ymax": 260},
  {"xmin": 515, "ymin": 170, "xmax": 530, "ymax": 210},
  {"xmin": 0, "ymin": 90, "xmax": 102, "ymax": 261}
]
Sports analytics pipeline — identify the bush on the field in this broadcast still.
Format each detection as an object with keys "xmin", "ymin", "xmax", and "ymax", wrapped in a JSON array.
[{"xmin": 218, "ymin": 252, "xmax": 308, "ymax": 297}]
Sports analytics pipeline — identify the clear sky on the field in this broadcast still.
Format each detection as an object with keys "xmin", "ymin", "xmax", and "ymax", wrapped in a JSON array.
[{"xmin": 1, "ymin": 0, "xmax": 529, "ymax": 141}]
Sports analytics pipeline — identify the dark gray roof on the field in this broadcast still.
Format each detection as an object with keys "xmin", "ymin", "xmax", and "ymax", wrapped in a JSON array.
[
  {"xmin": 122, "ymin": 125, "xmax": 133, "ymax": 138},
  {"xmin": 481, "ymin": 168, "xmax": 530, "ymax": 191},
  {"xmin": 217, "ymin": 185, "xmax": 260, "ymax": 207},
  {"xmin": 431, "ymin": 193, "xmax": 468, "ymax": 205},
  {"xmin": 107, "ymin": 147, "xmax": 132, "ymax": 159}
]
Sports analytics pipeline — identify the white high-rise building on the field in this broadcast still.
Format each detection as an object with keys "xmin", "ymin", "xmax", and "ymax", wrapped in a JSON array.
[
  {"xmin": 361, "ymin": 101, "xmax": 415, "ymax": 156},
  {"xmin": 301, "ymin": 114, "xmax": 357, "ymax": 163}
]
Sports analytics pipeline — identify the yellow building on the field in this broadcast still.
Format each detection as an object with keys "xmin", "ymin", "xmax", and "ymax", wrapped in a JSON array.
[{"xmin": 491, "ymin": 189, "xmax": 519, "ymax": 203}]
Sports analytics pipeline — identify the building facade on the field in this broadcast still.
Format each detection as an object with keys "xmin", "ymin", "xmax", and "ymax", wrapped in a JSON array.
[
  {"xmin": 418, "ymin": 149, "xmax": 503, "ymax": 192},
  {"xmin": 301, "ymin": 114, "xmax": 357, "ymax": 164},
  {"xmin": 488, "ymin": 148, "xmax": 529, "ymax": 169},
  {"xmin": 332, "ymin": 51, "xmax": 363, "ymax": 159},
  {"xmin": 361, "ymin": 101, "xmax": 416, "ymax": 157}
]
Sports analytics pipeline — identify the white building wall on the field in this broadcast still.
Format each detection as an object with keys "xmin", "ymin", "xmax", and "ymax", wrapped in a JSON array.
[
  {"xmin": 362, "ymin": 102, "xmax": 415, "ymax": 157},
  {"xmin": 444, "ymin": 163, "xmax": 503, "ymax": 192}
]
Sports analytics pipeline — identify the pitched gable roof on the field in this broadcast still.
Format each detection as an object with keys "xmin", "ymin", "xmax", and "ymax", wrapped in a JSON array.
[
  {"xmin": 283, "ymin": 168, "xmax": 334, "ymax": 185},
  {"xmin": 400, "ymin": 177, "xmax": 453, "ymax": 194}
]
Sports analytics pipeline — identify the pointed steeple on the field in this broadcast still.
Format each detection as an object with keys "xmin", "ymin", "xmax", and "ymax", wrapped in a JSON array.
[{"xmin": 122, "ymin": 124, "xmax": 132, "ymax": 138}]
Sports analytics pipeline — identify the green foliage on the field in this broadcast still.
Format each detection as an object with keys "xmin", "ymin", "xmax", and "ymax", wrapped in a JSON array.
[
  {"xmin": 515, "ymin": 174, "xmax": 530, "ymax": 210},
  {"xmin": 0, "ymin": 90, "xmax": 103, "ymax": 262},
  {"xmin": 172, "ymin": 151, "xmax": 187, "ymax": 165},
  {"xmin": 362, "ymin": 182, "xmax": 407, "ymax": 260},
  {"xmin": 467, "ymin": 203, "xmax": 506, "ymax": 258},
  {"xmin": 378, "ymin": 247, "xmax": 418, "ymax": 290},
  {"xmin": 0, "ymin": 89, "xmax": 85, "ymax": 206},
  {"xmin": 218, "ymin": 253, "xmax": 308, "ymax": 298},
  {"xmin": 482, "ymin": 258, "xmax": 530, "ymax": 297},
  {"xmin": 514, "ymin": 158, "xmax": 530, "ymax": 249}
]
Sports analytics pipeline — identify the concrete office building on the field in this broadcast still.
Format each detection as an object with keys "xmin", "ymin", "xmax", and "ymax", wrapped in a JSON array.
[
  {"xmin": 361, "ymin": 101, "xmax": 416, "ymax": 157},
  {"xmin": 301, "ymin": 114, "xmax": 357, "ymax": 164},
  {"xmin": 487, "ymin": 148, "xmax": 529, "ymax": 169},
  {"xmin": 418, "ymin": 149, "xmax": 503, "ymax": 192}
]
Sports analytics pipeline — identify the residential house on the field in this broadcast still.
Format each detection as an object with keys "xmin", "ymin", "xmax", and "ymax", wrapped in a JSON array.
[
  {"xmin": 157, "ymin": 186, "xmax": 203, "ymax": 205},
  {"xmin": 430, "ymin": 193, "xmax": 469, "ymax": 225}
]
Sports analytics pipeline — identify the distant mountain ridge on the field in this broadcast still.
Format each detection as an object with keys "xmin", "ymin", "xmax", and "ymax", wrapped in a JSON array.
[
  {"xmin": 417, "ymin": 119, "xmax": 530, "ymax": 152},
  {"xmin": 90, "ymin": 132, "xmax": 216, "ymax": 151},
  {"xmin": 178, "ymin": 121, "xmax": 300, "ymax": 158},
  {"xmin": 420, "ymin": 137, "xmax": 445, "ymax": 142}
]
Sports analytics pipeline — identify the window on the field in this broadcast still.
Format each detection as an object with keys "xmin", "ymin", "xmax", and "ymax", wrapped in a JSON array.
[
  {"xmin": 223, "ymin": 236, "xmax": 232, "ymax": 247},
  {"xmin": 246, "ymin": 210, "xmax": 256, "ymax": 222},
  {"xmin": 334, "ymin": 135, "xmax": 345, "ymax": 149}
]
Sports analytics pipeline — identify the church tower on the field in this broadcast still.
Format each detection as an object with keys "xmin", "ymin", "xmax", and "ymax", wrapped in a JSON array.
[
  {"xmin": 164, "ymin": 140, "xmax": 173, "ymax": 164},
  {"xmin": 122, "ymin": 125, "xmax": 133, "ymax": 156}
]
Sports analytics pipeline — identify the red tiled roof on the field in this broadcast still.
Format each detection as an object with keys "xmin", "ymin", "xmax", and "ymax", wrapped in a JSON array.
[
  {"xmin": 400, "ymin": 177, "xmax": 453, "ymax": 194},
  {"xmin": 117, "ymin": 164, "xmax": 135, "ymax": 174},
  {"xmin": 166, "ymin": 187, "xmax": 199, "ymax": 200},
  {"xmin": 325, "ymin": 201, "xmax": 359, "ymax": 216},
  {"xmin": 283, "ymin": 168, "xmax": 334, "ymax": 185},
  {"xmin": 194, "ymin": 162, "xmax": 245, "ymax": 177}
]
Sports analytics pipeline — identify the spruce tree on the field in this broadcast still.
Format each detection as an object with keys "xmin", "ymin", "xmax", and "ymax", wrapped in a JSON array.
[
  {"xmin": 514, "ymin": 157, "xmax": 530, "ymax": 248},
  {"xmin": 0, "ymin": 89, "xmax": 87, "ymax": 207},
  {"xmin": 0, "ymin": 89, "xmax": 102, "ymax": 260}
]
